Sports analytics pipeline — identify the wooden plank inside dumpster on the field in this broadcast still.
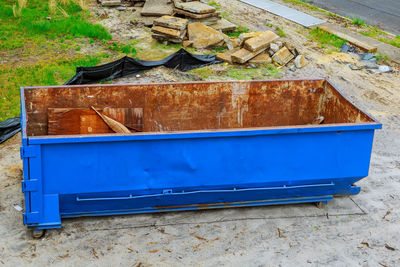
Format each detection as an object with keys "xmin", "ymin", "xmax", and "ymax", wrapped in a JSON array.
[{"xmin": 48, "ymin": 108, "xmax": 143, "ymax": 135}]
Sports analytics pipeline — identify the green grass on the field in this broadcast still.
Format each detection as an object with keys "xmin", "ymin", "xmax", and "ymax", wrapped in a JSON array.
[
  {"xmin": 309, "ymin": 28, "xmax": 346, "ymax": 49},
  {"xmin": 208, "ymin": 0, "xmax": 221, "ymax": 11},
  {"xmin": 109, "ymin": 41, "xmax": 138, "ymax": 56},
  {"xmin": 0, "ymin": 55, "xmax": 102, "ymax": 120},
  {"xmin": 0, "ymin": 0, "xmax": 115, "ymax": 121},
  {"xmin": 190, "ymin": 64, "xmax": 282, "ymax": 81},
  {"xmin": 275, "ymin": 26, "xmax": 286, "ymax": 37},
  {"xmin": 283, "ymin": 0, "xmax": 327, "ymax": 13},
  {"xmin": 352, "ymin": 17, "xmax": 365, "ymax": 26},
  {"xmin": 226, "ymin": 26, "xmax": 249, "ymax": 38},
  {"xmin": 360, "ymin": 27, "xmax": 400, "ymax": 48},
  {"xmin": 0, "ymin": 0, "xmax": 111, "ymax": 50}
]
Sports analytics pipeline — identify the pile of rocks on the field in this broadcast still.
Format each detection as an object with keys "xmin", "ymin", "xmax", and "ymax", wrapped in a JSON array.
[
  {"xmin": 173, "ymin": 0, "xmax": 236, "ymax": 31},
  {"xmin": 217, "ymin": 31, "xmax": 308, "ymax": 68},
  {"xmin": 173, "ymin": 0, "xmax": 220, "ymax": 25},
  {"xmin": 151, "ymin": 16, "xmax": 189, "ymax": 43}
]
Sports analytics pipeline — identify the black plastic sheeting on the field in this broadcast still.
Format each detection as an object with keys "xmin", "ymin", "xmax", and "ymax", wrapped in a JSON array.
[
  {"xmin": 65, "ymin": 48, "xmax": 221, "ymax": 85},
  {"xmin": 0, "ymin": 117, "xmax": 20, "ymax": 144},
  {"xmin": 0, "ymin": 49, "xmax": 220, "ymax": 144}
]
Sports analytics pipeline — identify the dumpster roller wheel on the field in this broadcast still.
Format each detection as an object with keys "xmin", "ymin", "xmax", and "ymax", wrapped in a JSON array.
[{"xmin": 32, "ymin": 229, "xmax": 45, "ymax": 238}]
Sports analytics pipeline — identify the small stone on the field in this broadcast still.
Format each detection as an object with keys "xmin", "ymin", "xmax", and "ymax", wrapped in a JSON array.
[
  {"xmin": 275, "ymin": 41, "xmax": 283, "ymax": 48},
  {"xmin": 97, "ymin": 10, "xmax": 108, "ymax": 19},
  {"xmin": 182, "ymin": 40, "xmax": 193, "ymax": 48},
  {"xmin": 294, "ymin": 55, "xmax": 308, "ymax": 68},
  {"xmin": 289, "ymin": 65, "xmax": 296, "ymax": 72},
  {"xmin": 270, "ymin": 43, "xmax": 280, "ymax": 53},
  {"xmin": 116, "ymin": 6, "xmax": 126, "ymax": 11},
  {"xmin": 46, "ymin": 17, "xmax": 51, "ymax": 20},
  {"xmin": 230, "ymin": 38, "xmax": 241, "ymax": 48},
  {"xmin": 268, "ymin": 49, "xmax": 274, "ymax": 56}
]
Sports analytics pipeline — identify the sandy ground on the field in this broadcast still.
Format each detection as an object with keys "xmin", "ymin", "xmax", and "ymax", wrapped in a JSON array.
[{"xmin": 1, "ymin": 0, "xmax": 400, "ymax": 266}]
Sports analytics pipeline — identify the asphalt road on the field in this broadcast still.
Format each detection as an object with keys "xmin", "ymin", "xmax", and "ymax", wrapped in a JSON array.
[{"xmin": 309, "ymin": 0, "xmax": 400, "ymax": 35}]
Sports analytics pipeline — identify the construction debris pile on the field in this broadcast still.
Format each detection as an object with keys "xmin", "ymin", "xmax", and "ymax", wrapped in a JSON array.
[
  {"xmin": 100, "ymin": 0, "xmax": 308, "ymax": 69},
  {"xmin": 152, "ymin": 16, "xmax": 188, "ymax": 43},
  {"xmin": 216, "ymin": 31, "xmax": 307, "ymax": 68}
]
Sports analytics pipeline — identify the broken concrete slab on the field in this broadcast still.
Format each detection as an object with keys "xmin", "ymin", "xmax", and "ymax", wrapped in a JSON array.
[
  {"xmin": 153, "ymin": 16, "xmax": 188, "ymax": 31},
  {"xmin": 231, "ymin": 47, "xmax": 266, "ymax": 64},
  {"xmin": 188, "ymin": 16, "xmax": 219, "ymax": 26},
  {"xmin": 244, "ymin": 31, "xmax": 279, "ymax": 52},
  {"xmin": 152, "ymin": 34, "xmax": 183, "ymax": 43},
  {"xmin": 210, "ymin": 18, "xmax": 237, "ymax": 32},
  {"xmin": 294, "ymin": 55, "xmax": 308, "ymax": 68},
  {"xmin": 152, "ymin": 26, "xmax": 185, "ymax": 38},
  {"xmin": 249, "ymin": 53, "xmax": 272, "ymax": 65},
  {"xmin": 173, "ymin": 8, "xmax": 220, "ymax": 18},
  {"xmin": 174, "ymin": 1, "xmax": 216, "ymax": 14},
  {"xmin": 101, "ymin": 0, "xmax": 121, "ymax": 7},
  {"xmin": 238, "ymin": 32, "xmax": 264, "ymax": 42},
  {"xmin": 216, "ymin": 47, "xmax": 241, "ymax": 64},
  {"xmin": 188, "ymin": 22, "xmax": 224, "ymax": 49},
  {"xmin": 141, "ymin": 0, "xmax": 173, "ymax": 16},
  {"xmin": 272, "ymin": 47, "xmax": 294, "ymax": 66}
]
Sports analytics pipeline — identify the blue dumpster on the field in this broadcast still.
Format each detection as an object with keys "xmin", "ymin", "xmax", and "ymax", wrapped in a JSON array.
[{"xmin": 20, "ymin": 79, "xmax": 381, "ymax": 234}]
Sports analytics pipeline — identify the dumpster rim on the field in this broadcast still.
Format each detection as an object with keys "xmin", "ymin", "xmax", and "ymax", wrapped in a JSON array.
[{"xmin": 26, "ymin": 122, "xmax": 381, "ymax": 145}]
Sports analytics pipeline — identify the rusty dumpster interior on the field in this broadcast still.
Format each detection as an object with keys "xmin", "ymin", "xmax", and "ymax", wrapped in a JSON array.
[{"xmin": 23, "ymin": 79, "xmax": 375, "ymax": 137}]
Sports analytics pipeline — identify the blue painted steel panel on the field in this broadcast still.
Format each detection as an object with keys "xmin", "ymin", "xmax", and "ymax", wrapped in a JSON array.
[{"xmin": 20, "ymin": 80, "xmax": 381, "ymax": 230}]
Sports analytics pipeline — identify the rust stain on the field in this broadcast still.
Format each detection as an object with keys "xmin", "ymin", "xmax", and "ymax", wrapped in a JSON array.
[{"xmin": 23, "ymin": 79, "xmax": 376, "ymax": 136}]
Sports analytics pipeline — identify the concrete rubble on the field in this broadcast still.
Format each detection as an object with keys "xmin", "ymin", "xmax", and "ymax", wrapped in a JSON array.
[
  {"xmin": 217, "ymin": 30, "xmax": 305, "ymax": 67},
  {"xmin": 99, "ymin": 0, "xmax": 308, "ymax": 69},
  {"xmin": 151, "ymin": 16, "xmax": 188, "ymax": 43}
]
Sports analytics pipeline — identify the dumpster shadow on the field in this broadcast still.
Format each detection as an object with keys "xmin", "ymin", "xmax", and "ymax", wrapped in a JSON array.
[{"xmin": 62, "ymin": 196, "xmax": 365, "ymax": 232}]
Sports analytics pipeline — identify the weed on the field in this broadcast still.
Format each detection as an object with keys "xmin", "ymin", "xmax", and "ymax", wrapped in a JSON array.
[
  {"xmin": 352, "ymin": 17, "xmax": 365, "ymax": 26},
  {"xmin": 283, "ymin": 0, "xmax": 326, "ymax": 13},
  {"xmin": 275, "ymin": 26, "xmax": 286, "ymax": 37},
  {"xmin": 190, "ymin": 64, "xmax": 282, "ymax": 81},
  {"xmin": 226, "ymin": 26, "xmax": 249, "ymax": 38},
  {"xmin": 208, "ymin": 0, "xmax": 221, "ymax": 11},
  {"xmin": 327, "ymin": 12, "xmax": 339, "ymax": 18},
  {"xmin": 266, "ymin": 23, "xmax": 274, "ymax": 28},
  {"xmin": 309, "ymin": 28, "xmax": 346, "ymax": 49}
]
